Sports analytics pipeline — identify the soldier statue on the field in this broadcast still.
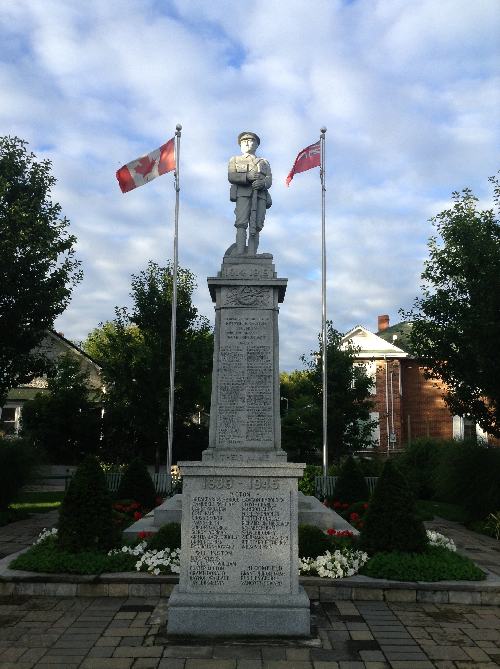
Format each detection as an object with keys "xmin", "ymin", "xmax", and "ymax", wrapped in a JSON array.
[{"xmin": 228, "ymin": 132, "xmax": 272, "ymax": 255}]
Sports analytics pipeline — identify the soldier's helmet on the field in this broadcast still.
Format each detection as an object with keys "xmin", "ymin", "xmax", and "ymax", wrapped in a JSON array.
[{"xmin": 237, "ymin": 131, "xmax": 260, "ymax": 147}]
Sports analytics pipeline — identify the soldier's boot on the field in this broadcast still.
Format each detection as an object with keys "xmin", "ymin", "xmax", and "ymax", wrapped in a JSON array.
[
  {"xmin": 248, "ymin": 231, "xmax": 259, "ymax": 255},
  {"xmin": 236, "ymin": 228, "xmax": 246, "ymax": 255}
]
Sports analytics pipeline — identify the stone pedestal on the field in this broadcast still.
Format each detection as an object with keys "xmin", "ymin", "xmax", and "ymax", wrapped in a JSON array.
[{"xmin": 167, "ymin": 255, "xmax": 310, "ymax": 637}]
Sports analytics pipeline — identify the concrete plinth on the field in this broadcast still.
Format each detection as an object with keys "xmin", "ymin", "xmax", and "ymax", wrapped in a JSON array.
[
  {"xmin": 167, "ymin": 589, "xmax": 310, "ymax": 637},
  {"xmin": 166, "ymin": 461, "xmax": 310, "ymax": 637}
]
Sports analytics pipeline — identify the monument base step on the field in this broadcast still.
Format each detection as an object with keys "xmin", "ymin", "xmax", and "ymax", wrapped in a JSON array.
[
  {"xmin": 122, "ymin": 492, "xmax": 358, "ymax": 541},
  {"xmin": 166, "ymin": 585, "xmax": 310, "ymax": 637}
]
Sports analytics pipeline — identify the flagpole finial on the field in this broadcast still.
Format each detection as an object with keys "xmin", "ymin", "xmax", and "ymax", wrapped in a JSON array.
[
  {"xmin": 320, "ymin": 126, "xmax": 327, "ymax": 135},
  {"xmin": 176, "ymin": 124, "xmax": 182, "ymax": 134}
]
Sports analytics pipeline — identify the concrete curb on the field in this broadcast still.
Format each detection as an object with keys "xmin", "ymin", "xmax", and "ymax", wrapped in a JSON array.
[{"xmin": 1, "ymin": 549, "xmax": 499, "ymax": 604}]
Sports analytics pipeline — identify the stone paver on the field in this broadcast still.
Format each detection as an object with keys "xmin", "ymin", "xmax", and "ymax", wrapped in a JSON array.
[
  {"xmin": 0, "ymin": 510, "xmax": 59, "ymax": 558},
  {"xmin": 0, "ymin": 509, "xmax": 499, "ymax": 666},
  {"xmin": 0, "ymin": 595, "xmax": 497, "ymax": 667}
]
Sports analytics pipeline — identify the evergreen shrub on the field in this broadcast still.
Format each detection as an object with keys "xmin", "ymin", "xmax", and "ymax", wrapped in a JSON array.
[
  {"xmin": 147, "ymin": 522, "xmax": 181, "ymax": 551},
  {"xmin": 298, "ymin": 524, "xmax": 330, "ymax": 558},
  {"xmin": 11, "ymin": 537, "xmax": 136, "ymax": 574},
  {"xmin": 0, "ymin": 437, "xmax": 37, "ymax": 510},
  {"xmin": 117, "ymin": 458, "xmax": 156, "ymax": 509},
  {"xmin": 356, "ymin": 456, "xmax": 384, "ymax": 477},
  {"xmin": 434, "ymin": 443, "xmax": 500, "ymax": 521},
  {"xmin": 395, "ymin": 438, "xmax": 447, "ymax": 499},
  {"xmin": 58, "ymin": 455, "xmax": 115, "ymax": 552},
  {"xmin": 359, "ymin": 459, "xmax": 428, "ymax": 555},
  {"xmin": 360, "ymin": 546, "xmax": 485, "ymax": 582},
  {"xmin": 332, "ymin": 455, "xmax": 369, "ymax": 504}
]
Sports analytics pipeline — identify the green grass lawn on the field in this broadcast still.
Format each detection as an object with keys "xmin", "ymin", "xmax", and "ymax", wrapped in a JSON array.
[
  {"xmin": 9, "ymin": 491, "xmax": 64, "ymax": 515},
  {"xmin": 0, "ymin": 491, "xmax": 64, "ymax": 526}
]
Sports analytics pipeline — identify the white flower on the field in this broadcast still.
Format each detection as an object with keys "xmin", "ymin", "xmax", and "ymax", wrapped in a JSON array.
[
  {"xmin": 132, "ymin": 547, "xmax": 181, "ymax": 576},
  {"xmin": 299, "ymin": 548, "xmax": 369, "ymax": 579},
  {"xmin": 34, "ymin": 528, "xmax": 58, "ymax": 545},
  {"xmin": 426, "ymin": 530, "xmax": 456, "ymax": 552}
]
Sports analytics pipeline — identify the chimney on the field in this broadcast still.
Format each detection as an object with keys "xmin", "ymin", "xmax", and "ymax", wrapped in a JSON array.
[{"xmin": 377, "ymin": 314, "xmax": 390, "ymax": 332}]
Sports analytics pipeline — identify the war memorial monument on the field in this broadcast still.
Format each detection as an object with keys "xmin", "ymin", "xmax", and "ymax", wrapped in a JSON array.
[{"xmin": 165, "ymin": 132, "xmax": 311, "ymax": 636}]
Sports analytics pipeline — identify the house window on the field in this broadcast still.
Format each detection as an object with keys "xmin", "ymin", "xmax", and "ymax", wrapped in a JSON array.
[
  {"xmin": 463, "ymin": 417, "xmax": 476, "ymax": 441},
  {"xmin": 0, "ymin": 407, "xmax": 17, "ymax": 435},
  {"xmin": 369, "ymin": 411, "xmax": 380, "ymax": 447},
  {"xmin": 452, "ymin": 415, "xmax": 488, "ymax": 442},
  {"xmin": 354, "ymin": 361, "xmax": 377, "ymax": 395},
  {"xmin": 358, "ymin": 411, "xmax": 380, "ymax": 449}
]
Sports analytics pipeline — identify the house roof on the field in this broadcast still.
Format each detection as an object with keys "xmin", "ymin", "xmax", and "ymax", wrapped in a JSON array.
[
  {"xmin": 342, "ymin": 325, "xmax": 409, "ymax": 359},
  {"xmin": 376, "ymin": 321, "xmax": 414, "ymax": 354},
  {"xmin": 5, "ymin": 387, "xmax": 50, "ymax": 402},
  {"xmin": 47, "ymin": 331, "xmax": 101, "ymax": 368}
]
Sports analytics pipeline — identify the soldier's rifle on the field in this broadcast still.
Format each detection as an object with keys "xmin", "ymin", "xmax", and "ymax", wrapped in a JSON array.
[{"xmin": 248, "ymin": 161, "xmax": 261, "ymax": 237}]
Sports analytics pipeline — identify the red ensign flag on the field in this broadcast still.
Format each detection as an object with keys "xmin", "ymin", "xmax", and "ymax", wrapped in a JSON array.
[
  {"xmin": 116, "ymin": 138, "xmax": 175, "ymax": 193},
  {"xmin": 285, "ymin": 141, "xmax": 321, "ymax": 186}
]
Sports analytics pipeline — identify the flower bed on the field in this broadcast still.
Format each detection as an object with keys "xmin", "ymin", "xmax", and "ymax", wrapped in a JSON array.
[
  {"xmin": 10, "ymin": 527, "xmax": 180, "ymax": 576},
  {"xmin": 10, "ymin": 524, "xmax": 483, "ymax": 584}
]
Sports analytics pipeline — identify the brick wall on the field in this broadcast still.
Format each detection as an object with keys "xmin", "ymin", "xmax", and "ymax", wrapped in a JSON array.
[{"xmin": 400, "ymin": 362, "xmax": 453, "ymax": 443}]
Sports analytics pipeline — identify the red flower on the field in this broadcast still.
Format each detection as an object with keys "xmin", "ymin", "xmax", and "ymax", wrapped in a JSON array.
[
  {"xmin": 326, "ymin": 528, "xmax": 336, "ymax": 536},
  {"xmin": 342, "ymin": 503, "xmax": 349, "ymax": 509},
  {"xmin": 133, "ymin": 511, "xmax": 143, "ymax": 520},
  {"xmin": 131, "ymin": 502, "xmax": 141, "ymax": 510},
  {"xmin": 349, "ymin": 512, "xmax": 360, "ymax": 522},
  {"xmin": 138, "ymin": 531, "xmax": 153, "ymax": 539},
  {"xmin": 363, "ymin": 503, "xmax": 369, "ymax": 510},
  {"xmin": 333, "ymin": 501, "xmax": 341, "ymax": 509}
]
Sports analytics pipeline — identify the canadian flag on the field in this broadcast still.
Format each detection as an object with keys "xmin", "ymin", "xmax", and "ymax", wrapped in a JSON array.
[
  {"xmin": 286, "ymin": 140, "xmax": 321, "ymax": 186},
  {"xmin": 116, "ymin": 138, "xmax": 175, "ymax": 193}
]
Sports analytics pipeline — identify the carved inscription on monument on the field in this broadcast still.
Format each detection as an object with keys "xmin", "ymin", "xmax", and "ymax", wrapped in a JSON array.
[
  {"xmin": 216, "ymin": 313, "xmax": 274, "ymax": 449},
  {"xmin": 222, "ymin": 265, "xmax": 274, "ymax": 279},
  {"xmin": 186, "ymin": 485, "xmax": 291, "ymax": 595}
]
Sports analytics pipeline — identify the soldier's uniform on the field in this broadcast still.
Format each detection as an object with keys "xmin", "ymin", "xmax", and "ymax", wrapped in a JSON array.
[{"xmin": 228, "ymin": 132, "xmax": 272, "ymax": 255}]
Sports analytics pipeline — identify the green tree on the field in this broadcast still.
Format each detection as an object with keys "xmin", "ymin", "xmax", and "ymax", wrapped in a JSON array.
[
  {"xmin": 0, "ymin": 136, "xmax": 82, "ymax": 404},
  {"xmin": 21, "ymin": 353, "xmax": 101, "ymax": 464},
  {"xmin": 280, "ymin": 370, "xmax": 320, "ymax": 462},
  {"xmin": 84, "ymin": 261, "xmax": 213, "ymax": 465},
  {"xmin": 404, "ymin": 177, "xmax": 500, "ymax": 437},
  {"xmin": 281, "ymin": 323, "xmax": 376, "ymax": 463}
]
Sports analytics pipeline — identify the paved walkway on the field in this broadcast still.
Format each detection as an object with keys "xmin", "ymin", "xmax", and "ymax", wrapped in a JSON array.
[
  {"xmin": 0, "ymin": 511, "xmax": 58, "ymax": 559},
  {"xmin": 426, "ymin": 518, "xmax": 500, "ymax": 577},
  {"xmin": 0, "ymin": 595, "xmax": 499, "ymax": 668},
  {"xmin": 0, "ymin": 511, "xmax": 499, "ymax": 667}
]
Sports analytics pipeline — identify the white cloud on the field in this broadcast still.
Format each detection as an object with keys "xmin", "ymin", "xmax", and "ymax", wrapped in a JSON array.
[{"xmin": 1, "ymin": 0, "xmax": 498, "ymax": 369}]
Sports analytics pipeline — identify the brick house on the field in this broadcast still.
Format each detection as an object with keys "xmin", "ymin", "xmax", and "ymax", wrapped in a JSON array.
[
  {"xmin": 342, "ymin": 315, "xmax": 494, "ymax": 454},
  {"xmin": 0, "ymin": 331, "xmax": 102, "ymax": 436}
]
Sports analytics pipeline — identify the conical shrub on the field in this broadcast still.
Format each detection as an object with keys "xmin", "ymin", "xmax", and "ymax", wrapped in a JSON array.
[
  {"xmin": 117, "ymin": 457, "xmax": 156, "ymax": 509},
  {"xmin": 58, "ymin": 455, "xmax": 115, "ymax": 552},
  {"xmin": 359, "ymin": 459, "xmax": 428, "ymax": 555},
  {"xmin": 333, "ymin": 455, "xmax": 369, "ymax": 504}
]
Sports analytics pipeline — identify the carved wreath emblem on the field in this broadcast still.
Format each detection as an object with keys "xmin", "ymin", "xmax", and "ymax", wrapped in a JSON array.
[{"xmin": 226, "ymin": 286, "xmax": 269, "ymax": 306}]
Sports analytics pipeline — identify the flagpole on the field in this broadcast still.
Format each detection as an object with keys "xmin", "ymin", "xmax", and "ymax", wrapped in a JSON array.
[
  {"xmin": 320, "ymin": 126, "xmax": 328, "ymax": 479},
  {"xmin": 167, "ymin": 123, "xmax": 182, "ymax": 485}
]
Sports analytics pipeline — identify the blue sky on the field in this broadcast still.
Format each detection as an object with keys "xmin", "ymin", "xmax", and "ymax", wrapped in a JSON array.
[{"xmin": 1, "ymin": 0, "xmax": 499, "ymax": 369}]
